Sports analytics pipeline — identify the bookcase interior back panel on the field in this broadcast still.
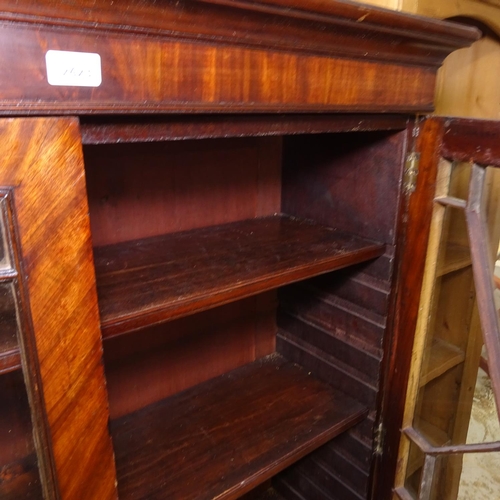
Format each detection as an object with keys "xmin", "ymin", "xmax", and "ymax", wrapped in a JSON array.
[{"xmin": 82, "ymin": 127, "xmax": 407, "ymax": 499}]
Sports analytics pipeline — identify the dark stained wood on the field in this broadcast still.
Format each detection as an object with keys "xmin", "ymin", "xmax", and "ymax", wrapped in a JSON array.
[
  {"xmin": 313, "ymin": 441, "xmax": 371, "ymax": 495},
  {"xmin": 84, "ymin": 137, "xmax": 282, "ymax": 246},
  {"xmin": 80, "ymin": 115, "xmax": 410, "ymax": 145},
  {"xmin": 0, "ymin": 0, "xmax": 477, "ymax": 59},
  {"xmin": 0, "ymin": 454, "xmax": 42, "ymax": 500},
  {"xmin": 198, "ymin": 0, "xmax": 478, "ymax": 43},
  {"xmin": 441, "ymin": 118, "xmax": 500, "ymax": 168},
  {"xmin": 0, "ymin": 348, "xmax": 21, "ymax": 375},
  {"xmin": 94, "ymin": 215, "xmax": 385, "ymax": 338},
  {"xmin": 279, "ymin": 282, "xmax": 387, "ymax": 354},
  {"xmin": 282, "ymin": 131, "xmax": 407, "ymax": 245},
  {"xmin": 279, "ymin": 457, "xmax": 363, "ymax": 500},
  {"xmin": 0, "ymin": 371, "xmax": 43, "ymax": 499},
  {"xmin": 277, "ymin": 128, "xmax": 405, "ymax": 500},
  {"xmin": 240, "ymin": 483, "xmax": 286, "ymax": 500},
  {"xmin": 0, "ymin": 118, "xmax": 117, "ymax": 499},
  {"xmin": 0, "ymin": 2, "xmax": 483, "ymax": 499},
  {"xmin": 278, "ymin": 311, "xmax": 381, "ymax": 382},
  {"xmin": 111, "ymin": 353, "xmax": 368, "ymax": 500},
  {"xmin": 371, "ymin": 118, "xmax": 445, "ymax": 499},
  {"xmin": 104, "ymin": 294, "xmax": 277, "ymax": 419},
  {"xmin": 277, "ymin": 332, "xmax": 377, "ymax": 409}
]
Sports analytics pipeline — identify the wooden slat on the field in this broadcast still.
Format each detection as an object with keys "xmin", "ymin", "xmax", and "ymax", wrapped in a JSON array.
[
  {"xmin": 111, "ymin": 353, "xmax": 367, "ymax": 500},
  {"xmin": 278, "ymin": 312, "xmax": 381, "ymax": 382},
  {"xmin": 0, "ymin": 348, "xmax": 21, "ymax": 374},
  {"xmin": 419, "ymin": 338, "xmax": 465, "ymax": 387},
  {"xmin": 95, "ymin": 215, "xmax": 385, "ymax": 338},
  {"xmin": 80, "ymin": 114, "xmax": 410, "ymax": 145},
  {"xmin": 242, "ymin": 487, "xmax": 287, "ymax": 500},
  {"xmin": 279, "ymin": 284, "xmax": 386, "ymax": 357},
  {"xmin": 442, "ymin": 118, "xmax": 500, "ymax": 168},
  {"xmin": 436, "ymin": 242, "xmax": 471, "ymax": 277}
]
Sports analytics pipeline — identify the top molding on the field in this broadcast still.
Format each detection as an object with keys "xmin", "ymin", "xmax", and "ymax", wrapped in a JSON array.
[
  {"xmin": 0, "ymin": 0, "xmax": 480, "ymax": 114},
  {"xmin": 0, "ymin": 0, "xmax": 479, "ymax": 66}
]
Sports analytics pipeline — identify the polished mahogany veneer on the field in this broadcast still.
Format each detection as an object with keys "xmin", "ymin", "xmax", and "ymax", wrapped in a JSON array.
[{"xmin": 0, "ymin": 0, "xmax": 478, "ymax": 114}]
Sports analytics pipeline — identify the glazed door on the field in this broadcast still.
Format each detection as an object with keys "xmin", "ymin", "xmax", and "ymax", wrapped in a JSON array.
[{"xmin": 391, "ymin": 117, "xmax": 500, "ymax": 500}]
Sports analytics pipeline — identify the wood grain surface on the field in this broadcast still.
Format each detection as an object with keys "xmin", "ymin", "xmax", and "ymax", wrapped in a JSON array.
[
  {"xmin": 80, "ymin": 114, "xmax": 410, "ymax": 145},
  {"xmin": 0, "ymin": 0, "xmax": 477, "ymax": 70},
  {"xmin": 372, "ymin": 118, "xmax": 445, "ymax": 498},
  {"xmin": 0, "ymin": 117, "xmax": 117, "ymax": 499},
  {"xmin": 442, "ymin": 117, "xmax": 500, "ymax": 168},
  {"xmin": 111, "ymin": 353, "xmax": 367, "ymax": 500},
  {"xmin": 0, "ymin": 21, "xmax": 438, "ymax": 114},
  {"xmin": 94, "ymin": 215, "xmax": 385, "ymax": 338},
  {"xmin": 104, "ymin": 295, "xmax": 277, "ymax": 419},
  {"xmin": 84, "ymin": 137, "xmax": 282, "ymax": 247}
]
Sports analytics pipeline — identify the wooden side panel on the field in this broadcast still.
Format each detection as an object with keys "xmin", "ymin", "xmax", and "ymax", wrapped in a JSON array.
[
  {"xmin": 374, "ymin": 118, "xmax": 445, "ymax": 498},
  {"xmin": 0, "ymin": 118, "xmax": 117, "ymax": 499},
  {"xmin": 276, "ymin": 130, "xmax": 407, "ymax": 499},
  {"xmin": 281, "ymin": 131, "xmax": 406, "ymax": 245}
]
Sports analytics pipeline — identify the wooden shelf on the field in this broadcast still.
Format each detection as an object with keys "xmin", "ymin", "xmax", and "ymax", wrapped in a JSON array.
[
  {"xmin": 0, "ymin": 454, "xmax": 42, "ymax": 500},
  {"xmin": 419, "ymin": 338, "xmax": 465, "ymax": 387},
  {"xmin": 0, "ymin": 347, "xmax": 21, "ymax": 375},
  {"xmin": 436, "ymin": 242, "xmax": 471, "ymax": 277},
  {"xmin": 95, "ymin": 215, "xmax": 384, "ymax": 338},
  {"xmin": 110, "ymin": 353, "xmax": 367, "ymax": 500}
]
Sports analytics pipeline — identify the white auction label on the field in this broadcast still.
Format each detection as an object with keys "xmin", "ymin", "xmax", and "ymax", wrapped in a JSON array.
[{"xmin": 45, "ymin": 50, "xmax": 102, "ymax": 87}]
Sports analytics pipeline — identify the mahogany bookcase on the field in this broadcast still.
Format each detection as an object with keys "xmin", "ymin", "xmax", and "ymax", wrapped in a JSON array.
[{"xmin": 0, "ymin": 1, "xmax": 479, "ymax": 499}]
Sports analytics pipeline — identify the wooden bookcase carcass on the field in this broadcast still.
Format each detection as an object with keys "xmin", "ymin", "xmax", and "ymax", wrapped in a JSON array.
[{"xmin": 0, "ymin": 2, "xmax": 479, "ymax": 499}]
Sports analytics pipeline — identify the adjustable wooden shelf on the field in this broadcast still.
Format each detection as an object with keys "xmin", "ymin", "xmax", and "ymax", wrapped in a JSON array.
[{"xmin": 0, "ymin": 1, "xmax": 479, "ymax": 500}]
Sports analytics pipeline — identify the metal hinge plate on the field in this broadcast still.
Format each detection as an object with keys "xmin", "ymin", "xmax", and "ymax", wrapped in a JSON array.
[
  {"xmin": 374, "ymin": 422, "xmax": 385, "ymax": 456},
  {"xmin": 404, "ymin": 152, "xmax": 420, "ymax": 194}
]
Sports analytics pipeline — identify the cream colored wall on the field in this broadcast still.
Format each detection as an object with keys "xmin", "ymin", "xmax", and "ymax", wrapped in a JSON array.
[
  {"xmin": 400, "ymin": 0, "xmax": 500, "ymax": 34},
  {"xmin": 354, "ymin": 0, "xmax": 401, "ymax": 9},
  {"xmin": 355, "ymin": 0, "xmax": 500, "ymax": 120}
]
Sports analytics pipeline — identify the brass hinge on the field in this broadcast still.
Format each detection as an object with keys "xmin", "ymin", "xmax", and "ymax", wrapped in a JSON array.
[
  {"xmin": 404, "ymin": 152, "xmax": 420, "ymax": 195},
  {"xmin": 374, "ymin": 422, "xmax": 385, "ymax": 456}
]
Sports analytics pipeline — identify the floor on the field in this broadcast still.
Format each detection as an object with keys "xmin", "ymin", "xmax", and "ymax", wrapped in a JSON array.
[
  {"xmin": 456, "ymin": 264, "xmax": 500, "ymax": 499},
  {"xmin": 457, "ymin": 368, "xmax": 500, "ymax": 499}
]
